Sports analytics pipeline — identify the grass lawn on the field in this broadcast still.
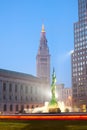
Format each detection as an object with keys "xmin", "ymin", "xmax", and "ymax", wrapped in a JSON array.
[{"xmin": 0, "ymin": 119, "xmax": 87, "ymax": 130}]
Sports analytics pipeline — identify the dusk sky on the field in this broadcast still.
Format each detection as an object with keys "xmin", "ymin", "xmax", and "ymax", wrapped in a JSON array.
[{"xmin": 0, "ymin": 0, "xmax": 78, "ymax": 87}]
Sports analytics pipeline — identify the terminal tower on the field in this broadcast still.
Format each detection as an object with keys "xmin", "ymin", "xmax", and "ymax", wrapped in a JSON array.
[{"xmin": 36, "ymin": 25, "xmax": 50, "ymax": 84}]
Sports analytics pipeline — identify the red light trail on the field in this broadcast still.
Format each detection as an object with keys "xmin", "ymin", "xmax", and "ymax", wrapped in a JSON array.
[{"xmin": 0, "ymin": 114, "xmax": 87, "ymax": 120}]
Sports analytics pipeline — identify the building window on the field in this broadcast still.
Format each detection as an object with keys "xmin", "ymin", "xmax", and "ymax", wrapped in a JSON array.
[
  {"xmin": 9, "ymin": 96, "xmax": 12, "ymax": 100},
  {"xmin": 26, "ymin": 96, "xmax": 28, "ymax": 101},
  {"xmin": 31, "ymin": 87, "xmax": 32, "ymax": 93},
  {"xmin": 25, "ymin": 86, "xmax": 28, "ymax": 94},
  {"xmin": 31, "ymin": 97, "xmax": 32, "ymax": 101},
  {"xmin": 3, "ymin": 104, "xmax": 7, "ymax": 111},
  {"xmin": 86, "ymin": 67, "xmax": 87, "ymax": 75},
  {"xmin": 15, "ymin": 96, "xmax": 17, "ymax": 101},
  {"xmin": 26, "ymin": 105, "xmax": 29, "ymax": 109},
  {"xmin": 35, "ymin": 88, "xmax": 37, "ymax": 94},
  {"xmin": 16, "ymin": 105, "xmax": 18, "ymax": 111},
  {"xmin": 10, "ymin": 104, "xmax": 13, "ymax": 111},
  {"xmin": 21, "ymin": 85, "xmax": 23, "ymax": 90},
  {"xmin": 3, "ymin": 95, "xmax": 6, "ymax": 100},
  {"xmin": 9, "ymin": 83, "xmax": 12, "ymax": 92},
  {"xmin": 15, "ymin": 85, "xmax": 17, "ymax": 92},
  {"xmin": 3, "ymin": 83, "xmax": 6, "ymax": 91},
  {"xmin": 21, "ymin": 105, "xmax": 24, "ymax": 112},
  {"xmin": 32, "ymin": 105, "xmax": 34, "ymax": 109},
  {"xmin": 21, "ymin": 96, "xmax": 22, "ymax": 101}
]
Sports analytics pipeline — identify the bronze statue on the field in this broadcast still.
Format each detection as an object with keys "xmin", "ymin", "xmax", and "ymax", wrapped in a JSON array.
[
  {"xmin": 49, "ymin": 68, "xmax": 58, "ymax": 107},
  {"xmin": 51, "ymin": 68, "xmax": 56, "ymax": 100}
]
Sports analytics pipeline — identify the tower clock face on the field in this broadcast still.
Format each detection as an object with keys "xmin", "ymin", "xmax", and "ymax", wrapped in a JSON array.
[{"xmin": 40, "ymin": 58, "xmax": 47, "ymax": 61}]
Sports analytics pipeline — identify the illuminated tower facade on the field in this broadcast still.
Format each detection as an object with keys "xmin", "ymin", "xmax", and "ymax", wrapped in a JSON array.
[
  {"xmin": 36, "ymin": 25, "xmax": 50, "ymax": 84},
  {"xmin": 72, "ymin": 0, "xmax": 87, "ymax": 109}
]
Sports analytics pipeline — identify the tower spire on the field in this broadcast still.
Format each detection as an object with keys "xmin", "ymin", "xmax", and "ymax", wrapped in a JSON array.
[
  {"xmin": 41, "ymin": 24, "xmax": 45, "ymax": 32},
  {"xmin": 36, "ymin": 24, "xmax": 50, "ymax": 84}
]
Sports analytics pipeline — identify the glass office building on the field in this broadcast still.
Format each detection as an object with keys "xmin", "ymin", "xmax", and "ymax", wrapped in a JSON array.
[{"xmin": 72, "ymin": 0, "xmax": 87, "ymax": 110}]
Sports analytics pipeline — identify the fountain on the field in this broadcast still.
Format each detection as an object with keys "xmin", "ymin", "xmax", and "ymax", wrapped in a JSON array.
[
  {"xmin": 24, "ymin": 68, "xmax": 71, "ymax": 113},
  {"xmin": 48, "ymin": 68, "xmax": 59, "ymax": 113}
]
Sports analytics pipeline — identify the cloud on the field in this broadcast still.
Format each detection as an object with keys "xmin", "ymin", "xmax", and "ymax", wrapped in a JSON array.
[
  {"xmin": 53, "ymin": 50, "xmax": 74, "ymax": 69},
  {"xmin": 66, "ymin": 50, "xmax": 74, "ymax": 56},
  {"xmin": 59, "ymin": 50, "xmax": 74, "ymax": 62}
]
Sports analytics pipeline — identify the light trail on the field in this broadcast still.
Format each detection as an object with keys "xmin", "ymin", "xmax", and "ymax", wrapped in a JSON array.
[{"xmin": 0, "ymin": 114, "xmax": 87, "ymax": 120}]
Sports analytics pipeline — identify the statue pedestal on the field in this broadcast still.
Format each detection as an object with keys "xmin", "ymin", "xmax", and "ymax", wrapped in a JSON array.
[
  {"xmin": 49, "ymin": 107, "xmax": 58, "ymax": 113},
  {"xmin": 48, "ymin": 107, "xmax": 61, "ymax": 113},
  {"xmin": 48, "ymin": 99, "xmax": 61, "ymax": 113}
]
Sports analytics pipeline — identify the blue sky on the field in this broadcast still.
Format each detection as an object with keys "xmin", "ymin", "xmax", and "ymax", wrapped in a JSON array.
[{"xmin": 0, "ymin": 0, "xmax": 78, "ymax": 87}]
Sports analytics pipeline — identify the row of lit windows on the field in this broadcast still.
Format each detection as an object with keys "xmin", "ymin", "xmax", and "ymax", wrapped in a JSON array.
[
  {"xmin": 74, "ymin": 22, "xmax": 87, "ymax": 29},
  {"xmin": 78, "ymin": 50, "xmax": 86, "ymax": 54},
  {"xmin": 79, "ymin": 14, "xmax": 87, "ymax": 20},
  {"xmin": 78, "ymin": 93, "xmax": 86, "ymax": 97},
  {"xmin": 78, "ymin": 77, "xmax": 86, "ymax": 81},
  {"xmin": 72, "ymin": 73, "xmax": 77, "ymax": 77},
  {"xmin": 78, "ymin": 89, "xmax": 86, "ymax": 93},
  {"xmin": 79, "ymin": 2, "xmax": 86, "ymax": 10},
  {"xmin": 79, "ymin": 2, "xmax": 86, "ymax": 12},
  {"xmin": 79, "ymin": 9, "xmax": 86, "ymax": 14},
  {"xmin": 73, "ymin": 93, "xmax": 87, "ymax": 97},
  {"xmin": 72, "ymin": 72, "xmax": 83, "ymax": 77},
  {"xmin": 3, "ymin": 104, "xmax": 30, "ymax": 112},
  {"xmin": 72, "ymin": 60, "xmax": 86, "ymax": 65},
  {"xmin": 74, "ymin": 33, "xmax": 87, "ymax": 39},
  {"xmin": 79, "ymin": 16, "xmax": 87, "ymax": 21},
  {"xmin": 78, "ymin": 82, "xmax": 84, "ymax": 86},
  {"xmin": 72, "ymin": 57, "xmax": 87, "ymax": 62},
  {"xmin": 73, "ymin": 50, "xmax": 87, "ymax": 57},
  {"xmin": 2, "ymin": 95, "xmax": 39, "ymax": 102},
  {"xmin": 79, "ymin": 3, "xmax": 86, "ymax": 9},
  {"xmin": 73, "ymin": 57, "xmax": 86, "ymax": 63},
  {"xmin": 73, "ymin": 67, "xmax": 86, "ymax": 73},
  {"xmin": 79, "ymin": 13, "xmax": 86, "ymax": 18},
  {"xmin": 75, "ymin": 42, "xmax": 87, "ymax": 47},
  {"xmin": 79, "ymin": 1, "xmax": 87, "ymax": 17},
  {"xmin": 75, "ymin": 45, "xmax": 87, "ymax": 51},
  {"xmin": 73, "ymin": 89, "xmax": 77, "ymax": 93},
  {"xmin": 74, "ymin": 56, "xmax": 87, "ymax": 61},
  {"xmin": 74, "ymin": 88, "xmax": 86, "ymax": 93},
  {"xmin": 79, "ymin": 0, "xmax": 86, "ymax": 4},
  {"xmin": 74, "ymin": 27, "xmax": 85, "ymax": 33},
  {"xmin": 75, "ymin": 44, "xmax": 87, "ymax": 51},
  {"xmin": 74, "ymin": 29, "xmax": 87, "ymax": 34},
  {"xmin": 73, "ymin": 68, "xmax": 86, "ymax": 74},
  {"xmin": 3, "ymin": 83, "xmax": 16, "ymax": 92},
  {"xmin": 78, "ymin": 87, "xmax": 86, "ymax": 91},
  {"xmin": 63, "ymin": 89, "xmax": 71, "ymax": 95},
  {"xmin": 3, "ymin": 95, "xmax": 28, "ymax": 101},
  {"xmin": 72, "ymin": 50, "xmax": 87, "ymax": 57},
  {"xmin": 73, "ymin": 68, "xmax": 83, "ymax": 74},
  {"xmin": 75, "ymin": 36, "xmax": 87, "ymax": 42},
  {"xmin": 79, "ymin": 16, "xmax": 85, "ymax": 21},
  {"xmin": 79, "ymin": 0, "xmax": 86, "ymax": 6},
  {"xmin": 73, "ymin": 66, "xmax": 83, "ymax": 72},
  {"xmin": 73, "ymin": 94, "xmax": 86, "ymax": 97},
  {"xmin": 2, "ymin": 82, "xmax": 38, "ymax": 94},
  {"xmin": 79, "ymin": 56, "xmax": 87, "ymax": 59}
]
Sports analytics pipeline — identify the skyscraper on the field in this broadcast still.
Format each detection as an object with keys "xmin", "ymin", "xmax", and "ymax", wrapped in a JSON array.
[
  {"xmin": 36, "ymin": 25, "xmax": 50, "ymax": 84},
  {"xmin": 72, "ymin": 0, "xmax": 87, "ymax": 109}
]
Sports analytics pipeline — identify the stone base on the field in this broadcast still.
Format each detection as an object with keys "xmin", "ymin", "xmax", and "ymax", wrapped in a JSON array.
[{"xmin": 48, "ymin": 107, "xmax": 61, "ymax": 113}]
